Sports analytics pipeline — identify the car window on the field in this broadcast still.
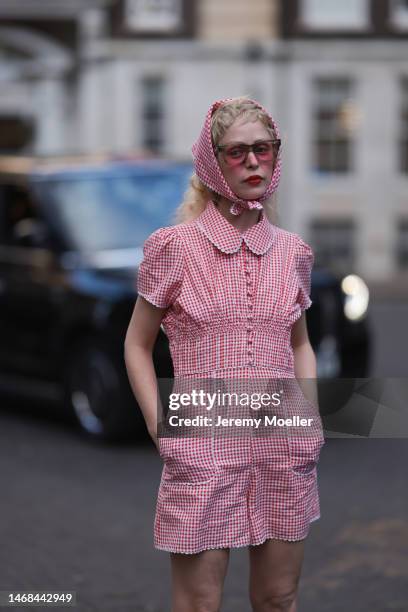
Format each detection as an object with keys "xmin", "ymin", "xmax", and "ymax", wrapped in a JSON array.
[{"xmin": 42, "ymin": 168, "xmax": 192, "ymax": 252}]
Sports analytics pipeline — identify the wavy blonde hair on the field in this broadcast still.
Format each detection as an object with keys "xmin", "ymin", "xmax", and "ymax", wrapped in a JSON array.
[{"xmin": 172, "ymin": 96, "xmax": 280, "ymax": 225}]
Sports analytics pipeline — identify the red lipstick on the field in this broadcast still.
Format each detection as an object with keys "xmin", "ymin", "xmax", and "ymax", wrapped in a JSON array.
[{"xmin": 244, "ymin": 175, "xmax": 263, "ymax": 186}]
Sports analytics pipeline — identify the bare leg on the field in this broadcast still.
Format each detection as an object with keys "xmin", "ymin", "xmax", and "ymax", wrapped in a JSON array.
[
  {"xmin": 248, "ymin": 538, "xmax": 305, "ymax": 612},
  {"xmin": 170, "ymin": 548, "xmax": 230, "ymax": 612}
]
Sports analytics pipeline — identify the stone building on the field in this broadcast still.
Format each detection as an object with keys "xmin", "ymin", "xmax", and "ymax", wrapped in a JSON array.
[{"xmin": 0, "ymin": 0, "xmax": 407, "ymax": 281}]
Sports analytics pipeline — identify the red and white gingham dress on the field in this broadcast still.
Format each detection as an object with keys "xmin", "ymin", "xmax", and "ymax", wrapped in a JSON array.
[{"xmin": 137, "ymin": 199, "xmax": 325, "ymax": 554}]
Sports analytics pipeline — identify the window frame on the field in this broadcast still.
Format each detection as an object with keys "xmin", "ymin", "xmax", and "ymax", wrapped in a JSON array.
[
  {"xmin": 389, "ymin": 0, "xmax": 408, "ymax": 30},
  {"xmin": 311, "ymin": 76, "xmax": 356, "ymax": 175},
  {"xmin": 124, "ymin": 0, "xmax": 183, "ymax": 34},
  {"xmin": 399, "ymin": 75, "xmax": 408, "ymax": 174},
  {"xmin": 298, "ymin": 0, "xmax": 371, "ymax": 32},
  {"xmin": 309, "ymin": 217, "xmax": 357, "ymax": 272},
  {"xmin": 140, "ymin": 74, "xmax": 166, "ymax": 154},
  {"xmin": 396, "ymin": 216, "xmax": 408, "ymax": 269},
  {"xmin": 109, "ymin": 0, "xmax": 195, "ymax": 38}
]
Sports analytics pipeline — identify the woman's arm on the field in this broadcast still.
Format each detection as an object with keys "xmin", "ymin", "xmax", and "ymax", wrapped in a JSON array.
[
  {"xmin": 291, "ymin": 312, "xmax": 319, "ymax": 408},
  {"xmin": 124, "ymin": 295, "xmax": 167, "ymax": 451}
]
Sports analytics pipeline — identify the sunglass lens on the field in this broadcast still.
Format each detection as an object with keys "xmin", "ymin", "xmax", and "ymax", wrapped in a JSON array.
[{"xmin": 225, "ymin": 146, "xmax": 246, "ymax": 165}]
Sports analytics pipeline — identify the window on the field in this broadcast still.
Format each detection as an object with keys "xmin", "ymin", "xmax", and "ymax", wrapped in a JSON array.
[
  {"xmin": 312, "ymin": 78, "xmax": 355, "ymax": 174},
  {"xmin": 124, "ymin": 0, "xmax": 183, "ymax": 33},
  {"xmin": 399, "ymin": 77, "xmax": 408, "ymax": 173},
  {"xmin": 310, "ymin": 218, "xmax": 356, "ymax": 271},
  {"xmin": 390, "ymin": 0, "xmax": 408, "ymax": 29},
  {"xmin": 299, "ymin": 0, "xmax": 369, "ymax": 30},
  {"xmin": 141, "ymin": 76, "xmax": 165, "ymax": 153},
  {"xmin": 46, "ymin": 168, "xmax": 192, "ymax": 251},
  {"xmin": 396, "ymin": 218, "xmax": 408, "ymax": 268}
]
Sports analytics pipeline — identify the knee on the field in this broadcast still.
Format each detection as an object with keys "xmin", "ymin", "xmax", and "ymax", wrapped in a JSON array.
[
  {"xmin": 250, "ymin": 586, "xmax": 297, "ymax": 612},
  {"xmin": 172, "ymin": 591, "xmax": 222, "ymax": 612},
  {"xmin": 193, "ymin": 594, "xmax": 221, "ymax": 612}
]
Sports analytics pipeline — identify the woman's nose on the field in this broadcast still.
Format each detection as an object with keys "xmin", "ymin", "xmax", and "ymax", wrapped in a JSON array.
[{"xmin": 246, "ymin": 151, "xmax": 259, "ymax": 167}]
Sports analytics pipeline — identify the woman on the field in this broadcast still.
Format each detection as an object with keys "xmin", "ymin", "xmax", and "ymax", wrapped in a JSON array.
[{"xmin": 124, "ymin": 97, "xmax": 325, "ymax": 612}]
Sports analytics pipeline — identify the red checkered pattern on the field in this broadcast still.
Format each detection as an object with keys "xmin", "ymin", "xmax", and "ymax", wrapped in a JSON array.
[
  {"xmin": 137, "ymin": 200, "xmax": 325, "ymax": 554},
  {"xmin": 192, "ymin": 98, "xmax": 282, "ymax": 216}
]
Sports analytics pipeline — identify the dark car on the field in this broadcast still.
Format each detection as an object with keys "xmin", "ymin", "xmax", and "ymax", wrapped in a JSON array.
[{"xmin": 0, "ymin": 155, "xmax": 370, "ymax": 441}]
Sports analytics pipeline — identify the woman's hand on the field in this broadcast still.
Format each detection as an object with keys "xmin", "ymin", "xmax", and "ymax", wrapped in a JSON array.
[
  {"xmin": 291, "ymin": 312, "xmax": 319, "ymax": 408},
  {"xmin": 124, "ymin": 295, "xmax": 167, "ymax": 443},
  {"xmin": 149, "ymin": 428, "xmax": 160, "ymax": 454}
]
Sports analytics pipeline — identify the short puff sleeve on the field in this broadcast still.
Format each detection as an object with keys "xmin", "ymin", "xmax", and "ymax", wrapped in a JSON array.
[
  {"xmin": 137, "ymin": 226, "xmax": 184, "ymax": 309},
  {"xmin": 295, "ymin": 236, "xmax": 314, "ymax": 311}
]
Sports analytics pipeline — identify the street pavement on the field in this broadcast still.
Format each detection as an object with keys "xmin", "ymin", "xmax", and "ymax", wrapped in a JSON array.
[
  {"xmin": 1, "ymin": 403, "xmax": 407, "ymax": 612},
  {"xmin": 369, "ymin": 300, "xmax": 408, "ymax": 377},
  {"xmin": 1, "ymin": 298, "xmax": 407, "ymax": 612}
]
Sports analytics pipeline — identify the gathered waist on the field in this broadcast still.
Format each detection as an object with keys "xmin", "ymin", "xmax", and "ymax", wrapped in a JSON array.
[{"xmin": 167, "ymin": 330, "xmax": 294, "ymax": 377}]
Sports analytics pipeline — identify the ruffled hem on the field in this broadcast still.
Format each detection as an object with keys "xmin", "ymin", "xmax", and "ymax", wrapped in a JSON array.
[
  {"xmin": 154, "ymin": 528, "xmax": 316, "ymax": 555},
  {"xmin": 302, "ymin": 296, "xmax": 313, "ymax": 311},
  {"xmin": 137, "ymin": 290, "xmax": 169, "ymax": 309}
]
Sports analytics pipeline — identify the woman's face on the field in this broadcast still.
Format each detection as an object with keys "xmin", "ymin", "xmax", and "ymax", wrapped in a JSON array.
[{"xmin": 216, "ymin": 117, "xmax": 276, "ymax": 200}]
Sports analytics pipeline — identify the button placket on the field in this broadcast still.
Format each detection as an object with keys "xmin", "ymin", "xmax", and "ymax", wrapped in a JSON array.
[{"xmin": 243, "ymin": 242, "xmax": 255, "ymax": 366}]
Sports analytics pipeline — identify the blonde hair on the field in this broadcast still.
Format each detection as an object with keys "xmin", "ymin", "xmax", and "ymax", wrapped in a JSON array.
[{"xmin": 172, "ymin": 96, "xmax": 279, "ymax": 225}]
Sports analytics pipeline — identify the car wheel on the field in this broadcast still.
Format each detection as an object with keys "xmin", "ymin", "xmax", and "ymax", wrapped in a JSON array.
[{"xmin": 63, "ymin": 338, "xmax": 141, "ymax": 442}]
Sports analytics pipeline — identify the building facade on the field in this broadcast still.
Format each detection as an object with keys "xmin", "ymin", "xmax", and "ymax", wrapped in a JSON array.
[
  {"xmin": 281, "ymin": 0, "xmax": 408, "ymax": 282},
  {"xmin": 0, "ymin": 0, "xmax": 407, "ymax": 281}
]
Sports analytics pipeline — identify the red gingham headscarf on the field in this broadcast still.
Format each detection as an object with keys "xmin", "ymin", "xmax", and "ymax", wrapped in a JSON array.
[{"xmin": 192, "ymin": 97, "xmax": 282, "ymax": 216}]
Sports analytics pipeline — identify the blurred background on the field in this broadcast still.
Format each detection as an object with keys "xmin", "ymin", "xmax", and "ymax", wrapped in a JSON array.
[
  {"xmin": 1, "ymin": 0, "xmax": 408, "ymax": 286},
  {"xmin": 1, "ymin": 2, "xmax": 408, "ymax": 611}
]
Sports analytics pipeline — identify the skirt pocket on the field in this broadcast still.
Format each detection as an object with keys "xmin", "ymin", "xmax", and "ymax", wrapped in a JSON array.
[
  {"xmin": 288, "ymin": 428, "xmax": 325, "ymax": 476},
  {"xmin": 281, "ymin": 383, "xmax": 326, "ymax": 477},
  {"xmin": 158, "ymin": 436, "xmax": 217, "ymax": 486}
]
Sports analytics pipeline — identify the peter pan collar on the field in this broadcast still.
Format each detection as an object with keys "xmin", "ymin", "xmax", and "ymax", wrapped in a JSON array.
[{"xmin": 195, "ymin": 199, "xmax": 276, "ymax": 255}]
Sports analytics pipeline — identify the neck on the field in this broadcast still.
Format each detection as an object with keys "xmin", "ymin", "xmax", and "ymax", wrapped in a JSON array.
[{"xmin": 213, "ymin": 197, "xmax": 262, "ymax": 233}]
